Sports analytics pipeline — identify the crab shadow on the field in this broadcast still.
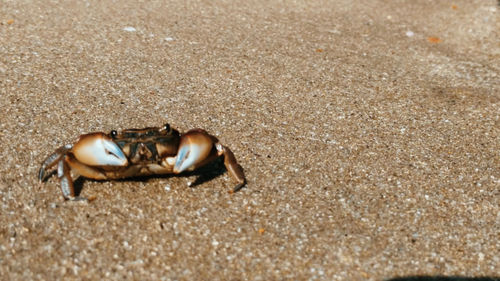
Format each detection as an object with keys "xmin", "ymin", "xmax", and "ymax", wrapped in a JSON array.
[{"xmin": 72, "ymin": 158, "xmax": 227, "ymax": 196}]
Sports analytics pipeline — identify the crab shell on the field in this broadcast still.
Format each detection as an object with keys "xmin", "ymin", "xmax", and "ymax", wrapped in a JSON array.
[{"xmin": 39, "ymin": 125, "xmax": 246, "ymax": 200}]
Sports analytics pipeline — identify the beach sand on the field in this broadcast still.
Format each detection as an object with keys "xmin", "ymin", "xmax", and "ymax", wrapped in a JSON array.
[{"xmin": 0, "ymin": 0, "xmax": 498, "ymax": 279}]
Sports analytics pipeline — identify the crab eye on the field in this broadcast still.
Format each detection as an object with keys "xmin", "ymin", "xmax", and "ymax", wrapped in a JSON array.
[
  {"xmin": 110, "ymin": 130, "xmax": 118, "ymax": 138},
  {"xmin": 163, "ymin": 123, "xmax": 171, "ymax": 133}
]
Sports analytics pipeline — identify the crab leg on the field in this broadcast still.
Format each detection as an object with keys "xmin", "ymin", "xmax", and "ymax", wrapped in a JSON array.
[
  {"xmin": 216, "ymin": 143, "xmax": 246, "ymax": 192},
  {"xmin": 65, "ymin": 154, "xmax": 108, "ymax": 180},
  {"xmin": 57, "ymin": 159, "xmax": 75, "ymax": 200},
  {"xmin": 57, "ymin": 156, "xmax": 90, "ymax": 201},
  {"xmin": 38, "ymin": 144, "xmax": 73, "ymax": 182},
  {"xmin": 39, "ymin": 144, "xmax": 85, "ymax": 200}
]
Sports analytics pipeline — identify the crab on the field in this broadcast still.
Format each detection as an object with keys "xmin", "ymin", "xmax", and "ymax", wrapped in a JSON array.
[{"xmin": 38, "ymin": 123, "xmax": 246, "ymax": 200}]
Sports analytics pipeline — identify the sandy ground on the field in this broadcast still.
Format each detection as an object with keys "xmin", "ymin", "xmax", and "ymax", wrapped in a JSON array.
[{"xmin": 0, "ymin": 0, "xmax": 499, "ymax": 280}]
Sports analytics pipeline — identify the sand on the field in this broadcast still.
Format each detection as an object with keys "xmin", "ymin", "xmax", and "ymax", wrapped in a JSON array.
[{"xmin": 0, "ymin": 0, "xmax": 499, "ymax": 280}]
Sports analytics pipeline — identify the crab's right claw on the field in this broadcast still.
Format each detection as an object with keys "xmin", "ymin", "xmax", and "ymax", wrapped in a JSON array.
[
  {"xmin": 173, "ymin": 130, "xmax": 214, "ymax": 173},
  {"xmin": 173, "ymin": 129, "xmax": 246, "ymax": 192}
]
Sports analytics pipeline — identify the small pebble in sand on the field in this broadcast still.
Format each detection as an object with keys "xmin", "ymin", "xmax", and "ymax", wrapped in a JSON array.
[{"xmin": 123, "ymin": 26, "xmax": 137, "ymax": 32}]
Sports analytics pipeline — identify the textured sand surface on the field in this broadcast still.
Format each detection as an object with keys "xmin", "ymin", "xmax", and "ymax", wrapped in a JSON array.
[{"xmin": 0, "ymin": 0, "xmax": 499, "ymax": 280}]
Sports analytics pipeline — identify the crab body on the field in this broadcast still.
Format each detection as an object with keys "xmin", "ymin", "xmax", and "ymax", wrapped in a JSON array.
[{"xmin": 39, "ymin": 124, "xmax": 245, "ymax": 200}]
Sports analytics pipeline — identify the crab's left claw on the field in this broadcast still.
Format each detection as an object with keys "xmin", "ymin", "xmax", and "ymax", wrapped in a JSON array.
[{"xmin": 72, "ymin": 133, "xmax": 128, "ymax": 166}]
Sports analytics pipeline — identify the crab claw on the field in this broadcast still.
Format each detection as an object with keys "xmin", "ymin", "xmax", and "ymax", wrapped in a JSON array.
[
  {"xmin": 173, "ymin": 130, "xmax": 215, "ymax": 173},
  {"xmin": 72, "ymin": 133, "xmax": 128, "ymax": 166}
]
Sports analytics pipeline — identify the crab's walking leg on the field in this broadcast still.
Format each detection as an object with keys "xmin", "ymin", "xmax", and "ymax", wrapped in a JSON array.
[
  {"xmin": 57, "ymin": 157, "xmax": 87, "ymax": 201},
  {"xmin": 216, "ymin": 143, "xmax": 246, "ymax": 192},
  {"xmin": 38, "ymin": 144, "xmax": 73, "ymax": 182}
]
